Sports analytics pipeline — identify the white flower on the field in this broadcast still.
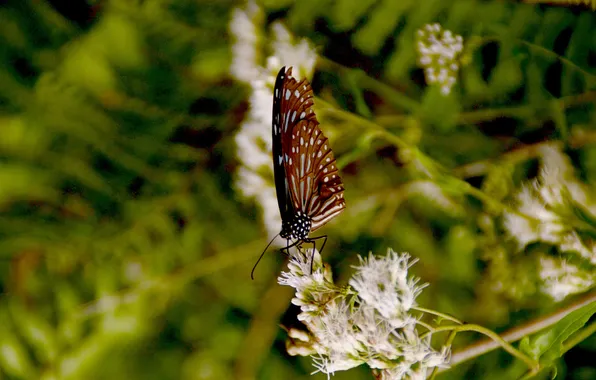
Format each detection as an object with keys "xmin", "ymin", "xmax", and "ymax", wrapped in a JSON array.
[
  {"xmin": 270, "ymin": 23, "xmax": 317, "ymax": 79},
  {"xmin": 350, "ymin": 251, "xmax": 425, "ymax": 329},
  {"xmin": 379, "ymin": 340, "xmax": 449, "ymax": 380},
  {"xmin": 560, "ymin": 232, "xmax": 596, "ymax": 262},
  {"xmin": 315, "ymin": 299, "xmax": 364, "ymax": 371},
  {"xmin": 353, "ymin": 306, "xmax": 400, "ymax": 361},
  {"xmin": 230, "ymin": 1, "xmax": 317, "ymax": 237},
  {"xmin": 229, "ymin": 1, "xmax": 262, "ymax": 82},
  {"xmin": 503, "ymin": 145, "xmax": 596, "ymax": 301},
  {"xmin": 504, "ymin": 144, "xmax": 596, "ymax": 265},
  {"xmin": 415, "ymin": 24, "xmax": 463, "ymax": 95},
  {"xmin": 397, "ymin": 329, "xmax": 450, "ymax": 368},
  {"xmin": 279, "ymin": 248, "xmax": 449, "ymax": 378},
  {"xmin": 539, "ymin": 256, "xmax": 595, "ymax": 301}
]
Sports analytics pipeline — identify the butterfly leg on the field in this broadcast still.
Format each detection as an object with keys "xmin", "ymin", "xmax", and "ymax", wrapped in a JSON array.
[
  {"xmin": 305, "ymin": 235, "xmax": 327, "ymax": 273},
  {"xmin": 280, "ymin": 239, "xmax": 290, "ymax": 257},
  {"xmin": 314, "ymin": 235, "xmax": 328, "ymax": 254},
  {"xmin": 280, "ymin": 239, "xmax": 301, "ymax": 257},
  {"xmin": 307, "ymin": 235, "xmax": 327, "ymax": 254}
]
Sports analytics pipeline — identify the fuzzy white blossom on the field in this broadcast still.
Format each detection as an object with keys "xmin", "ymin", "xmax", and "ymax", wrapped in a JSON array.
[
  {"xmin": 230, "ymin": 1, "xmax": 317, "ymax": 237},
  {"xmin": 504, "ymin": 144, "xmax": 596, "ymax": 300},
  {"xmin": 279, "ymin": 248, "xmax": 450, "ymax": 378},
  {"xmin": 230, "ymin": 2, "xmax": 262, "ymax": 82},
  {"xmin": 415, "ymin": 23, "xmax": 464, "ymax": 95},
  {"xmin": 350, "ymin": 253, "xmax": 425, "ymax": 329},
  {"xmin": 539, "ymin": 256, "xmax": 595, "ymax": 302}
]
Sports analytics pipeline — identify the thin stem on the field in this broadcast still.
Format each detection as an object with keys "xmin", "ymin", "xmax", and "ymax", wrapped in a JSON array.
[
  {"xmin": 416, "ymin": 319, "xmax": 436, "ymax": 334},
  {"xmin": 453, "ymin": 128, "xmax": 596, "ymax": 178},
  {"xmin": 432, "ymin": 324, "xmax": 539, "ymax": 370},
  {"xmin": 413, "ymin": 306, "xmax": 463, "ymax": 325},
  {"xmin": 317, "ymin": 97, "xmax": 412, "ymax": 151},
  {"xmin": 317, "ymin": 97, "xmax": 542, "ymax": 224},
  {"xmin": 473, "ymin": 35, "xmax": 596, "ymax": 85},
  {"xmin": 318, "ymin": 57, "xmax": 421, "ymax": 113},
  {"xmin": 376, "ymin": 90, "xmax": 596, "ymax": 128},
  {"xmin": 444, "ymin": 291, "xmax": 596, "ymax": 370},
  {"xmin": 516, "ymin": 39, "xmax": 596, "ymax": 85}
]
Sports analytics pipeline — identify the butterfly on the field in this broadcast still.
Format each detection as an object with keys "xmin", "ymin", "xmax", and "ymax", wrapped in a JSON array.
[{"xmin": 252, "ymin": 66, "xmax": 346, "ymax": 278}]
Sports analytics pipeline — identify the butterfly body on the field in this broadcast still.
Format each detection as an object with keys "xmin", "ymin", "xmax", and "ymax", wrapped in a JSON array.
[
  {"xmin": 272, "ymin": 66, "xmax": 346, "ymax": 249},
  {"xmin": 280, "ymin": 211, "xmax": 312, "ymax": 241}
]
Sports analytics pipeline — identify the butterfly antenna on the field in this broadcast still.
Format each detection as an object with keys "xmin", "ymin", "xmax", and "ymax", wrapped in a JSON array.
[{"xmin": 251, "ymin": 233, "xmax": 280, "ymax": 280}]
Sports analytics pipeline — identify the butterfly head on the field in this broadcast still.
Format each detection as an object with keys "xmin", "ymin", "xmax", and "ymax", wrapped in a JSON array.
[{"xmin": 280, "ymin": 210, "xmax": 312, "ymax": 241}]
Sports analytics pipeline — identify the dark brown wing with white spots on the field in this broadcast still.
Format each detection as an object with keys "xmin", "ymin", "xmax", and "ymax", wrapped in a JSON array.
[
  {"xmin": 285, "ymin": 117, "xmax": 346, "ymax": 232},
  {"xmin": 277, "ymin": 67, "xmax": 346, "ymax": 233},
  {"xmin": 272, "ymin": 66, "xmax": 345, "ymax": 236},
  {"xmin": 272, "ymin": 66, "xmax": 317, "ymax": 221}
]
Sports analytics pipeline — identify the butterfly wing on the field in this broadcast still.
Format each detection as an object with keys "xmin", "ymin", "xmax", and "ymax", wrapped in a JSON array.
[
  {"xmin": 272, "ymin": 67, "xmax": 291, "ymax": 221},
  {"xmin": 286, "ymin": 118, "xmax": 346, "ymax": 232},
  {"xmin": 277, "ymin": 69, "xmax": 346, "ymax": 232},
  {"xmin": 272, "ymin": 66, "xmax": 317, "ymax": 222}
]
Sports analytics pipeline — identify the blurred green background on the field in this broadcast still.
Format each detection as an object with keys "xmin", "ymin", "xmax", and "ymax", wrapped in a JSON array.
[{"xmin": 0, "ymin": 0, "xmax": 595, "ymax": 379}]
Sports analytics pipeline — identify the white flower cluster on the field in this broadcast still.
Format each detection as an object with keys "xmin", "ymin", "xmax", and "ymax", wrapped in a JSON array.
[
  {"xmin": 230, "ymin": 1, "xmax": 317, "ymax": 237},
  {"xmin": 504, "ymin": 144, "xmax": 596, "ymax": 300},
  {"xmin": 279, "ymin": 249, "xmax": 450, "ymax": 379},
  {"xmin": 539, "ymin": 256, "xmax": 595, "ymax": 302},
  {"xmin": 415, "ymin": 23, "xmax": 464, "ymax": 95}
]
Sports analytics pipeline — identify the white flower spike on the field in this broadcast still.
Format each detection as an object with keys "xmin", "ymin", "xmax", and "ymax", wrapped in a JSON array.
[
  {"xmin": 230, "ymin": 1, "xmax": 317, "ymax": 237},
  {"xmin": 415, "ymin": 23, "xmax": 464, "ymax": 95}
]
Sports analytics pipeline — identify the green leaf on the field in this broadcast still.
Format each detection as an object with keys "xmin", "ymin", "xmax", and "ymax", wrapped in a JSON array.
[
  {"xmin": 346, "ymin": 72, "xmax": 372, "ymax": 119},
  {"xmin": 562, "ymin": 12, "xmax": 593, "ymax": 95},
  {"xmin": 10, "ymin": 301, "xmax": 59, "ymax": 363},
  {"xmin": 0, "ymin": 309, "xmax": 37, "ymax": 379},
  {"xmin": 488, "ymin": 58, "xmax": 524, "ymax": 96},
  {"xmin": 329, "ymin": 0, "xmax": 378, "ymax": 32},
  {"xmin": 522, "ymin": 301, "xmax": 596, "ymax": 363},
  {"xmin": 352, "ymin": 0, "xmax": 413, "ymax": 55},
  {"xmin": 461, "ymin": 62, "xmax": 490, "ymax": 100}
]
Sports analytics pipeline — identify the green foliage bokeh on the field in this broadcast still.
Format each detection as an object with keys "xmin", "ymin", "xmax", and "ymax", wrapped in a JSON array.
[{"xmin": 0, "ymin": 0, "xmax": 595, "ymax": 379}]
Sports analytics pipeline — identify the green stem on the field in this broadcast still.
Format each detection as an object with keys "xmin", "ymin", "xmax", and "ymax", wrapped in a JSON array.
[
  {"xmin": 432, "ymin": 324, "xmax": 539, "ymax": 370},
  {"xmin": 416, "ymin": 319, "xmax": 436, "ymax": 333},
  {"xmin": 517, "ymin": 39, "xmax": 596, "ymax": 85},
  {"xmin": 474, "ymin": 36, "xmax": 596, "ymax": 85},
  {"xmin": 317, "ymin": 97, "xmax": 542, "ymax": 223},
  {"xmin": 318, "ymin": 57, "xmax": 421, "ymax": 113},
  {"xmin": 454, "ymin": 128, "xmax": 596, "ymax": 178},
  {"xmin": 413, "ymin": 306, "xmax": 463, "ymax": 325},
  {"xmin": 444, "ymin": 292, "xmax": 596, "ymax": 371}
]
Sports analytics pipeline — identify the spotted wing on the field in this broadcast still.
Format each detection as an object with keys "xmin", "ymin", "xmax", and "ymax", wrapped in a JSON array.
[
  {"xmin": 285, "ymin": 117, "xmax": 346, "ymax": 232},
  {"xmin": 272, "ymin": 66, "xmax": 317, "ymax": 222},
  {"xmin": 275, "ymin": 69, "xmax": 346, "ymax": 232}
]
